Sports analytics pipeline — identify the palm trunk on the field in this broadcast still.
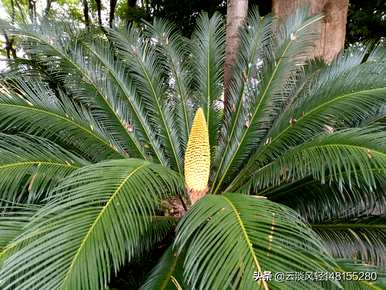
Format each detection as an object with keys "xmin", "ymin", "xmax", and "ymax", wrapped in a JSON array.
[
  {"xmin": 272, "ymin": 0, "xmax": 349, "ymax": 63},
  {"xmin": 224, "ymin": 0, "xmax": 249, "ymax": 104}
]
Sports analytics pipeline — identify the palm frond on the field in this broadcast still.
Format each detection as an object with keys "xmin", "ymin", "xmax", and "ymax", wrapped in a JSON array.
[
  {"xmin": 2, "ymin": 21, "xmax": 148, "ymax": 159},
  {"xmin": 0, "ymin": 159, "xmax": 183, "ymax": 290},
  {"xmin": 0, "ymin": 134, "xmax": 87, "ymax": 204},
  {"xmin": 81, "ymin": 39, "xmax": 168, "ymax": 165},
  {"xmin": 0, "ymin": 205, "xmax": 38, "ymax": 253},
  {"xmin": 174, "ymin": 193, "xmax": 338, "ymax": 290},
  {"xmin": 145, "ymin": 18, "xmax": 193, "ymax": 148},
  {"xmin": 266, "ymin": 46, "xmax": 369, "ymax": 138},
  {"xmin": 0, "ymin": 79, "xmax": 122, "ymax": 161},
  {"xmin": 212, "ymin": 9, "xmax": 323, "ymax": 193},
  {"xmin": 212, "ymin": 8, "xmax": 271, "ymax": 189},
  {"xmin": 313, "ymin": 217, "xmax": 386, "ymax": 267},
  {"xmin": 140, "ymin": 246, "xmax": 186, "ymax": 290},
  {"xmin": 231, "ymin": 127, "xmax": 386, "ymax": 192},
  {"xmin": 265, "ymin": 177, "xmax": 386, "ymax": 225},
  {"xmin": 190, "ymin": 12, "xmax": 225, "ymax": 152},
  {"xmin": 108, "ymin": 26, "xmax": 183, "ymax": 173},
  {"xmin": 336, "ymin": 259, "xmax": 386, "ymax": 290},
  {"xmin": 243, "ymin": 46, "xmax": 386, "ymax": 177}
]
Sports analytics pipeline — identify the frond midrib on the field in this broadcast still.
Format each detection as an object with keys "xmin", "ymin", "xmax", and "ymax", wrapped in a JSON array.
[
  {"xmin": 222, "ymin": 196, "xmax": 269, "ymax": 290},
  {"xmin": 159, "ymin": 252, "xmax": 179, "ymax": 290},
  {"xmin": 312, "ymin": 223, "xmax": 386, "ymax": 230},
  {"xmin": 0, "ymin": 161, "xmax": 79, "ymax": 170}
]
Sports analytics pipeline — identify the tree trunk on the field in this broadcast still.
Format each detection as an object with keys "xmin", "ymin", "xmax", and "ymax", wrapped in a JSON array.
[
  {"xmin": 109, "ymin": 0, "xmax": 118, "ymax": 28},
  {"xmin": 224, "ymin": 0, "xmax": 249, "ymax": 103},
  {"xmin": 44, "ymin": 0, "xmax": 52, "ymax": 16},
  {"xmin": 82, "ymin": 0, "xmax": 91, "ymax": 28},
  {"xmin": 95, "ymin": 0, "xmax": 103, "ymax": 27},
  {"xmin": 272, "ymin": 0, "xmax": 349, "ymax": 63},
  {"xmin": 3, "ymin": 33, "xmax": 16, "ymax": 59},
  {"xmin": 28, "ymin": 0, "xmax": 36, "ymax": 22}
]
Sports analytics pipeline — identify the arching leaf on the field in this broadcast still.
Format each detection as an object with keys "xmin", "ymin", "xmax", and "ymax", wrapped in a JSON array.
[
  {"xmin": 140, "ymin": 247, "xmax": 186, "ymax": 290},
  {"xmin": 0, "ymin": 159, "xmax": 183, "ymax": 290},
  {"xmin": 174, "ymin": 193, "xmax": 338, "ymax": 290}
]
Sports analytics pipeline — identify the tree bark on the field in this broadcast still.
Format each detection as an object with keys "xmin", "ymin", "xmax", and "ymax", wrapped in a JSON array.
[
  {"xmin": 82, "ymin": 0, "xmax": 91, "ymax": 28},
  {"xmin": 272, "ymin": 0, "xmax": 349, "ymax": 63},
  {"xmin": 109, "ymin": 0, "xmax": 118, "ymax": 28},
  {"xmin": 224, "ymin": 0, "xmax": 249, "ymax": 103}
]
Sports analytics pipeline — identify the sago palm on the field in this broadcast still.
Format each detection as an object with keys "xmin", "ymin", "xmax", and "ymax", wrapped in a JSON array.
[{"xmin": 0, "ymin": 8, "xmax": 385, "ymax": 290}]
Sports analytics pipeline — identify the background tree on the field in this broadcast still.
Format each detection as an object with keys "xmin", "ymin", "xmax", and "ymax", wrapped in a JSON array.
[
  {"xmin": 347, "ymin": 0, "xmax": 386, "ymax": 44},
  {"xmin": 224, "ymin": 0, "xmax": 248, "ymax": 101},
  {"xmin": 272, "ymin": 0, "xmax": 349, "ymax": 63}
]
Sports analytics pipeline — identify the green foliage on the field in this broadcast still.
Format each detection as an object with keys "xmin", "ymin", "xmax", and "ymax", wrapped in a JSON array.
[
  {"xmin": 0, "ymin": 7, "xmax": 385, "ymax": 290},
  {"xmin": 0, "ymin": 159, "xmax": 182, "ymax": 289},
  {"xmin": 175, "ymin": 193, "xmax": 337, "ymax": 289},
  {"xmin": 347, "ymin": 0, "xmax": 386, "ymax": 44}
]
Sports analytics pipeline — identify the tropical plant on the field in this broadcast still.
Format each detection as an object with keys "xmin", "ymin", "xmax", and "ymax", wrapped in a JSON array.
[{"xmin": 0, "ymin": 7, "xmax": 385, "ymax": 290}]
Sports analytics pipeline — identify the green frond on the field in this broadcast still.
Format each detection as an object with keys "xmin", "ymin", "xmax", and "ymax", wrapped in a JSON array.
[
  {"xmin": 0, "ymin": 79, "xmax": 123, "ymax": 161},
  {"xmin": 108, "ymin": 26, "xmax": 183, "ymax": 173},
  {"xmin": 140, "ymin": 247, "xmax": 186, "ymax": 290},
  {"xmin": 367, "ymin": 41, "xmax": 386, "ymax": 63},
  {"xmin": 174, "ymin": 193, "xmax": 338, "ymax": 290},
  {"xmin": 231, "ymin": 128, "xmax": 386, "ymax": 192},
  {"xmin": 266, "ymin": 46, "xmax": 369, "ymax": 139},
  {"xmin": 0, "ymin": 134, "xmax": 87, "ymax": 204},
  {"xmin": 0, "ymin": 205, "xmax": 38, "ymax": 254},
  {"xmin": 190, "ymin": 12, "xmax": 225, "ymax": 152},
  {"xmin": 264, "ymin": 177, "xmax": 386, "ymax": 225},
  {"xmin": 313, "ymin": 217, "xmax": 386, "ymax": 267},
  {"xmin": 144, "ymin": 18, "xmax": 193, "ymax": 148},
  {"xmin": 212, "ymin": 10, "xmax": 323, "ymax": 193},
  {"xmin": 336, "ymin": 259, "xmax": 386, "ymax": 290},
  {"xmin": 0, "ymin": 159, "xmax": 183, "ymax": 290},
  {"xmin": 243, "ymin": 46, "xmax": 386, "ymax": 174},
  {"xmin": 81, "ymin": 39, "xmax": 168, "ymax": 165},
  {"xmin": 213, "ymin": 8, "xmax": 271, "ymax": 189},
  {"xmin": 3, "ymin": 22, "xmax": 148, "ymax": 159}
]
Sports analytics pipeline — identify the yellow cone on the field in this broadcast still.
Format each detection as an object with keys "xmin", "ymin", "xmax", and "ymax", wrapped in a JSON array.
[{"xmin": 184, "ymin": 108, "xmax": 210, "ymax": 204}]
